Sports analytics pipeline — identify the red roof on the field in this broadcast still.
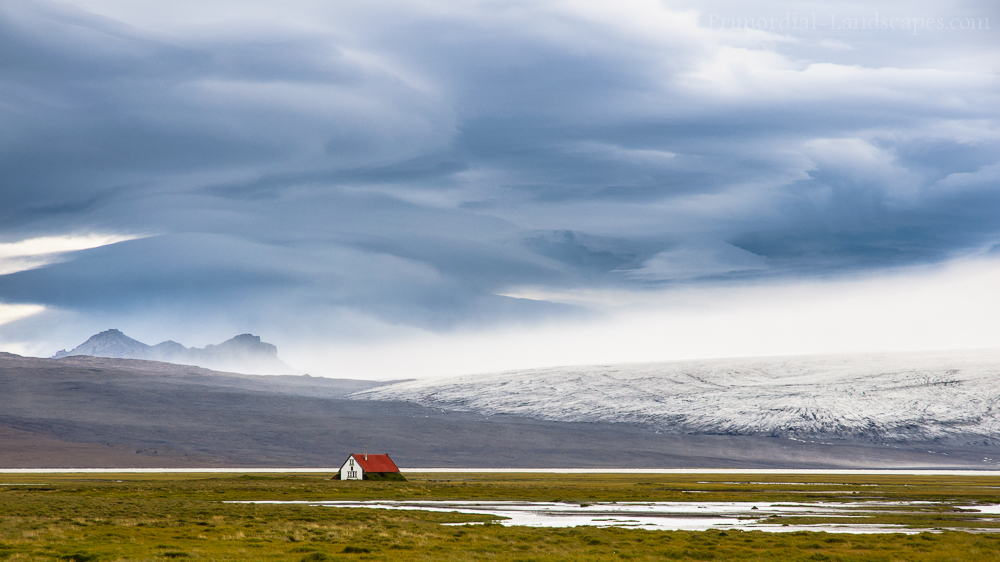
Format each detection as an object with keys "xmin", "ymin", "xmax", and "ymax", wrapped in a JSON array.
[{"xmin": 349, "ymin": 454, "xmax": 400, "ymax": 473}]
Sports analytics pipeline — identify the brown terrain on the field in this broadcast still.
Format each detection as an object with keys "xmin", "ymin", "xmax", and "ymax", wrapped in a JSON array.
[{"xmin": 0, "ymin": 352, "xmax": 995, "ymax": 469}]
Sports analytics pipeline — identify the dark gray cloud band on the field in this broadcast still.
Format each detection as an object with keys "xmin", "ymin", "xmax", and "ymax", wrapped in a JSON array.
[{"xmin": 0, "ymin": 0, "xmax": 997, "ymax": 350}]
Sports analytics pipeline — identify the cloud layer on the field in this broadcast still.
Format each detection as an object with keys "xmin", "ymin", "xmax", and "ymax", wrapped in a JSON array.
[{"xmin": 0, "ymin": 0, "xmax": 997, "ymax": 369}]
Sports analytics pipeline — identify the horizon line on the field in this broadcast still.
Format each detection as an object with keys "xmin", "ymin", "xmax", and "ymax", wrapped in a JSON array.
[{"xmin": 1, "ymin": 468, "xmax": 998, "ymax": 475}]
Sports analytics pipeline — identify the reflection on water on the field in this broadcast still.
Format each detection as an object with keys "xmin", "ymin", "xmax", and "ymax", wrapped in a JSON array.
[{"xmin": 233, "ymin": 500, "xmax": 986, "ymax": 534}]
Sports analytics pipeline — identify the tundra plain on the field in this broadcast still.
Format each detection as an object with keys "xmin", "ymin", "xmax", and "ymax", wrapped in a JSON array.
[{"xmin": 3, "ymin": 472, "xmax": 1000, "ymax": 561}]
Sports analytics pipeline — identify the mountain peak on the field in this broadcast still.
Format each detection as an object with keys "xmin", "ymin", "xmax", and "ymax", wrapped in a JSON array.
[
  {"xmin": 53, "ymin": 329, "xmax": 149, "ymax": 359},
  {"xmin": 53, "ymin": 330, "xmax": 294, "ymax": 375},
  {"xmin": 205, "ymin": 334, "xmax": 277, "ymax": 358}
]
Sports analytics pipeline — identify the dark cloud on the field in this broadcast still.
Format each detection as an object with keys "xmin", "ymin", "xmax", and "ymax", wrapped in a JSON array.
[{"xmin": 0, "ymin": 0, "xmax": 997, "ymax": 353}]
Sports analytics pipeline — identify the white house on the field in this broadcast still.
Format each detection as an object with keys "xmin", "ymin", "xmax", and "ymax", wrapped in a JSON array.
[{"xmin": 338, "ymin": 451, "xmax": 401, "ymax": 480}]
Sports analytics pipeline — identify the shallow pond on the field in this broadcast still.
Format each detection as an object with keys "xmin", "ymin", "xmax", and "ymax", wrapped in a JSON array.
[{"xmin": 235, "ymin": 500, "xmax": 995, "ymax": 534}]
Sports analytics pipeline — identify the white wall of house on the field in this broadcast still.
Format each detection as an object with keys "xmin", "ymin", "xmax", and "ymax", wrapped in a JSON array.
[{"xmin": 339, "ymin": 455, "xmax": 364, "ymax": 480}]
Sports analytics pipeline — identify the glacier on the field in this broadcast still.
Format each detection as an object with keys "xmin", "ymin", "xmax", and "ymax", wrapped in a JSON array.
[{"xmin": 352, "ymin": 350, "xmax": 1000, "ymax": 443}]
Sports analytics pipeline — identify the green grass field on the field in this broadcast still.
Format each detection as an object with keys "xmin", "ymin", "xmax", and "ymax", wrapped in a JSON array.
[{"xmin": 2, "ymin": 471, "xmax": 1000, "ymax": 561}]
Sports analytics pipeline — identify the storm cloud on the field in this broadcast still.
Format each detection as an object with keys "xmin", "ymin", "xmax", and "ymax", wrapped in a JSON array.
[{"xmin": 0, "ymin": 0, "xmax": 997, "ymax": 368}]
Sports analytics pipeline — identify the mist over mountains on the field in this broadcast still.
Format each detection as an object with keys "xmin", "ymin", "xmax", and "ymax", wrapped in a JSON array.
[{"xmin": 52, "ymin": 329, "xmax": 295, "ymax": 375}]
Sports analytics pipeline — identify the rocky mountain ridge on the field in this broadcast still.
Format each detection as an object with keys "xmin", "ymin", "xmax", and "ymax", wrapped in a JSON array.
[{"xmin": 52, "ymin": 329, "xmax": 295, "ymax": 375}]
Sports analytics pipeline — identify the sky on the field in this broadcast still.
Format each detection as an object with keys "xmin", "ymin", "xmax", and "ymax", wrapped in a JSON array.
[{"xmin": 0, "ymin": 0, "xmax": 997, "ymax": 378}]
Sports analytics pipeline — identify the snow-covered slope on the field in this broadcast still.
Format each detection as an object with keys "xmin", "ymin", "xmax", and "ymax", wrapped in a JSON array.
[{"xmin": 352, "ymin": 351, "xmax": 1000, "ymax": 443}]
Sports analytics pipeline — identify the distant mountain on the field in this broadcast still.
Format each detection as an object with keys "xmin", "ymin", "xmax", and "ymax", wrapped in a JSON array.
[
  {"xmin": 0, "ymin": 352, "xmax": 986, "ymax": 469},
  {"xmin": 52, "ymin": 329, "xmax": 296, "ymax": 375},
  {"xmin": 54, "ymin": 329, "xmax": 149, "ymax": 360}
]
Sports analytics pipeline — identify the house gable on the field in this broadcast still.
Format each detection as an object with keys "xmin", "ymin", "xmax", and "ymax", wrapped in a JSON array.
[{"xmin": 339, "ymin": 454, "xmax": 364, "ymax": 480}]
